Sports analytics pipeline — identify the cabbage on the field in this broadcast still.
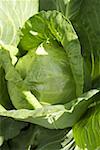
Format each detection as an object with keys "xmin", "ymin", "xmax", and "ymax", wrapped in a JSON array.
[{"xmin": 0, "ymin": 1, "xmax": 100, "ymax": 149}]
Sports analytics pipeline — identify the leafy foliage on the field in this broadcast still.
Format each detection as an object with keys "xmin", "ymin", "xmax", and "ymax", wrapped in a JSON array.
[
  {"xmin": 73, "ymin": 104, "xmax": 100, "ymax": 150},
  {"xmin": 68, "ymin": 0, "xmax": 100, "ymax": 88},
  {"xmin": 0, "ymin": 0, "xmax": 100, "ymax": 149}
]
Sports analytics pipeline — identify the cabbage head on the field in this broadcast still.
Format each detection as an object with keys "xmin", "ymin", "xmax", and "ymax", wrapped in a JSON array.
[{"xmin": 0, "ymin": 11, "xmax": 99, "ymax": 129}]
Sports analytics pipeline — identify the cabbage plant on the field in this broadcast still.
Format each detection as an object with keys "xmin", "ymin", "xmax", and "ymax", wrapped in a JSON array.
[{"xmin": 0, "ymin": 0, "xmax": 100, "ymax": 149}]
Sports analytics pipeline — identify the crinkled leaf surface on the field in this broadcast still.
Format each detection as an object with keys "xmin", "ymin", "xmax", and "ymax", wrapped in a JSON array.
[
  {"xmin": 16, "ymin": 40, "xmax": 77, "ymax": 105},
  {"xmin": 73, "ymin": 104, "xmax": 100, "ymax": 150},
  {"xmin": 14, "ymin": 10, "xmax": 83, "ymax": 108}
]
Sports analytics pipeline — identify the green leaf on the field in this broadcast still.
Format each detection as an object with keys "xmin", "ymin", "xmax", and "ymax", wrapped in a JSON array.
[
  {"xmin": 0, "ymin": 89, "xmax": 99, "ymax": 129},
  {"xmin": 0, "ymin": 67, "xmax": 13, "ymax": 109},
  {"xmin": 0, "ymin": 125, "xmax": 67, "ymax": 150},
  {"xmin": 6, "ymin": 124, "xmax": 36, "ymax": 150},
  {"xmin": 34, "ymin": 126, "xmax": 67, "ymax": 150},
  {"xmin": 0, "ymin": 0, "xmax": 38, "ymax": 47},
  {"xmin": 39, "ymin": 0, "xmax": 69, "ymax": 17},
  {"xmin": 39, "ymin": 0, "xmax": 56, "ymax": 11},
  {"xmin": 0, "ymin": 0, "xmax": 39, "ymax": 110},
  {"xmin": 68, "ymin": 0, "xmax": 100, "ymax": 85},
  {"xmin": 73, "ymin": 104, "xmax": 100, "ymax": 150},
  {"xmin": 0, "ymin": 48, "xmax": 42, "ymax": 110},
  {"xmin": 0, "ymin": 117, "xmax": 28, "ymax": 146}
]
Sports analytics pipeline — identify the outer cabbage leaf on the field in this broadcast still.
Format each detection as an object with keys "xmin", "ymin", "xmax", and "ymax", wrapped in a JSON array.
[
  {"xmin": 33, "ymin": 126, "xmax": 67, "ymax": 150},
  {"xmin": 0, "ymin": 89, "xmax": 99, "ymax": 129},
  {"xmin": 39, "ymin": 0, "xmax": 57, "ymax": 11},
  {"xmin": 0, "ymin": 0, "xmax": 39, "ymax": 110},
  {"xmin": 2, "ymin": 124, "xmax": 36, "ymax": 150},
  {"xmin": 39, "ymin": 0, "xmax": 70, "ymax": 17},
  {"xmin": 0, "ymin": 117, "xmax": 28, "ymax": 146},
  {"xmin": 68, "ymin": 0, "xmax": 100, "ymax": 88},
  {"xmin": 0, "ymin": 125, "xmax": 67, "ymax": 150},
  {"xmin": 73, "ymin": 104, "xmax": 100, "ymax": 150},
  {"xmin": 0, "ymin": 0, "xmax": 38, "ymax": 46},
  {"xmin": 0, "ymin": 67, "xmax": 13, "ymax": 109},
  {"xmin": 0, "ymin": 48, "xmax": 42, "ymax": 110}
]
